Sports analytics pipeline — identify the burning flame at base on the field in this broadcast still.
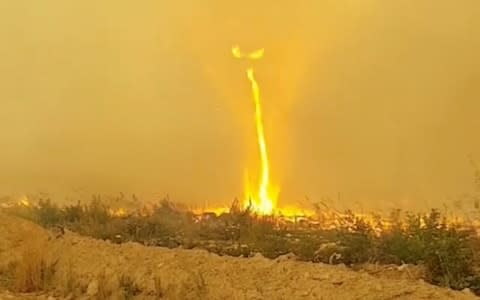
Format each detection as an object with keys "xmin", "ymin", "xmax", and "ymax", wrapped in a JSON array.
[{"xmin": 233, "ymin": 46, "xmax": 277, "ymax": 215}]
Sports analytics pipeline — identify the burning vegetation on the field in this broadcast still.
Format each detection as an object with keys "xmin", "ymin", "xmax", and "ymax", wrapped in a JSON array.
[{"xmin": 3, "ymin": 194, "xmax": 480, "ymax": 297}]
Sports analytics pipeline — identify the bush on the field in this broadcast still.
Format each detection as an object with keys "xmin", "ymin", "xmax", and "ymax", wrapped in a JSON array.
[
  {"xmin": 292, "ymin": 234, "xmax": 323, "ymax": 261},
  {"xmin": 380, "ymin": 210, "xmax": 477, "ymax": 289},
  {"xmin": 35, "ymin": 199, "xmax": 62, "ymax": 227},
  {"xmin": 427, "ymin": 212, "xmax": 472, "ymax": 289},
  {"xmin": 336, "ymin": 211, "xmax": 376, "ymax": 264}
]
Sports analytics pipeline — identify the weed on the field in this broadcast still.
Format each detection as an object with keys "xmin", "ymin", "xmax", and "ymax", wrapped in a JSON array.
[
  {"xmin": 63, "ymin": 201, "xmax": 84, "ymax": 223},
  {"xmin": 0, "ymin": 261, "xmax": 17, "ymax": 289},
  {"xmin": 85, "ymin": 196, "xmax": 110, "ymax": 225},
  {"xmin": 119, "ymin": 274, "xmax": 142, "ymax": 300},
  {"xmin": 193, "ymin": 271, "xmax": 207, "ymax": 299},
  {"xmin": 12, "ymin": 246, "xmax": 55, "ymax": 292},
  {"xmin": 96, "ymin": 270, "xmax": 111, "ymax": 300},
  {"xmin": 62, "ymin": 260, "xmax": 77, "ymax": 297},
  {"xmin": 153, "ymin": 275, "xmax": 164, "ymax": 298}
]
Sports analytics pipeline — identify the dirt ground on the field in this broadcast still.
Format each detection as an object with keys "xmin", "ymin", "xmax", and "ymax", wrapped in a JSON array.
[{"xmin": 0, "ymin": 213, "xmax": 478, "ymax": 300}]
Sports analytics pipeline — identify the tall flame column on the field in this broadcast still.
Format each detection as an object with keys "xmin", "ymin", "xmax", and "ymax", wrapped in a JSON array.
[{"xmin": 232, "ymin": 46, "xmax": 275, "ymax": 215}]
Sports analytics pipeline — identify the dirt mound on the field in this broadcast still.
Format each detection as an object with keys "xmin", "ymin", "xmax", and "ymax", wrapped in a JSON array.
[
  {"xmin": 0, "ymin": 213, "xmax": 50, "ymax": 272},
  {"xmin": 0, "ymin": 213, "xmax": 477, "ymax": 299}
]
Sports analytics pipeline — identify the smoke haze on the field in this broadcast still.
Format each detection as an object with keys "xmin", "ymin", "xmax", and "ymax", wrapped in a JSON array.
[{"xmin": 1, "ymin": 1, "xmax": 480, "ymax": 210}]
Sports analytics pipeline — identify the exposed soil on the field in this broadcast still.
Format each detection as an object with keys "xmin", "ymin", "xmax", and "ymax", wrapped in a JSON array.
[{"xmin": 0, "ymin": 213, "xmax": 477, "ymax": 299}]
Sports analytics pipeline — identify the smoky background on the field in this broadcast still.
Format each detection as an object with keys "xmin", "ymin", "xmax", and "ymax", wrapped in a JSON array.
[{"xmin": 1, "ymin": 1, "xmax": 480, "ymax": 211}]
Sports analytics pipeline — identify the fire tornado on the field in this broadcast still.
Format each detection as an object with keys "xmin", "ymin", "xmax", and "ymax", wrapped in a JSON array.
[{"xmin": 232, "ymin": 46, "xmax": 276, "ymax": 215}]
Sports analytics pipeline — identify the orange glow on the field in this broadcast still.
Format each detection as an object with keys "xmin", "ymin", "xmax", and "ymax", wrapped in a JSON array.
[
  {"xmin": 18, "ymin": 197, "xmax": 31, "ymax": 207},
  {"xmin": 278, "ymin": 206, "xmax": 315, "ymax": 218},
  {"xmin": 192, "ymin": 206, "xmax": 230, "ymax": 216},
  {"xmin": 233, "ymin": 46, "xmax": 277, "ymax": 215},
  {"xmin": 109, "ymin": 207, "xmax": 127, "ymax": 217}
]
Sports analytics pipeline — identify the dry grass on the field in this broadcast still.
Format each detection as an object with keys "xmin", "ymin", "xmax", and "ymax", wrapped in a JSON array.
[
  {"xmin": 153, "ymin": 275, "xmax": 164, "ymax": 298},
  {"xmin": 12, "ymin": 244, "xmax": 55, "ymax": 293},
  {"xmin": 96, "ymin": 270, "xmax": 112, "ymax": 300},
  {"xmin": 118, "ymin": 274, "xmax": 141, "ymax": 300},
  {"xmin": 61, "ymin": 259, "xmax": 78, "ymax": 297},
  {"xmin": 192, "ymin": 271, "xmax": 207, "ymax": 299},
  {"xmin": 5, "ymin": 196, "xmax": 480, "ymax": 294}
]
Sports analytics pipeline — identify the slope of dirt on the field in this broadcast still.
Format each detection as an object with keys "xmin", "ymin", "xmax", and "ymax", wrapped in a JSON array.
[{"xmin": 0, "ymin": 212, "xmax": 478, "ymax": 300}]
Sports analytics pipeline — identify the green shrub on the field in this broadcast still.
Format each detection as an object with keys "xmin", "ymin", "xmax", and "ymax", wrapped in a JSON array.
[
  {"xmin": 63, "ymin": 201, "xmax": 84, "ymax": 223},
  {"xmin": 380, "ymin": 209, "xmax": 476, "ymax": 290},
  {"xmin": 85, "ymin": 197, "xmax": 110, "ymax": 225},
  {"xmin": 336, "ymin": 211, "xmax": 376, "ymax": 264},
  {"xmin": 35, "ymin": 199, "xmax": 62, "ymax": 227},
  {"xmin": 292, "ymin": 235, "xmax": 322, "ymax": 261}
]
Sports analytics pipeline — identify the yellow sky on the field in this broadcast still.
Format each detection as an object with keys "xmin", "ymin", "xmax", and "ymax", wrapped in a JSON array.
[{"xmin": 1, "ymin": 1, "xmax": 480, "ymax": 210}]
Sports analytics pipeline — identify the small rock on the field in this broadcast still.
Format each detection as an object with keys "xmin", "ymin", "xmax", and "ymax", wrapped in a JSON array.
[
  {"xmin": 311, "ymin": 273, "xmax": 330, "ymax": 281},
  {"xmin": 87, "ymin": 279, "xmax": 99, "ymax": 296},
  {"xmin": 328, "ymin": 253, "xmax": 342, "ymax": 264},
  {"xmin": 331, "ymin": 279, "xmax": 344, "ymax": 286},
  {"xmin": 63, "ymin": 294, "xmax": 74, "ymax": 300},
  {"xmin": 397, "ymin": 263, "xmax": 409, "ymax": 271},
  {"xmin": 276, "ymin": 252, "xmax": 297, "ymax": 262},
  {"xmin": 244, "ymin": 289, "xmax": 263, "ymax": 299},
  {"xmin": 300, "ymin": 290, "xmax": 310, "ymax": 297}
]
